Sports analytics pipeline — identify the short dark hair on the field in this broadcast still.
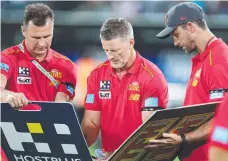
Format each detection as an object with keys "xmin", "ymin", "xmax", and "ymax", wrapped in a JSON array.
[
  {"xmin": 100, "ymin": 17, "xmax": 134, "ymax": 41},
  {"xmin": 181, "ymin": 19, "xmax": 208, "ymax": 30},
  {"xmin": 23, "ymin": 3, "xmax": 54, "ymax": 27}
]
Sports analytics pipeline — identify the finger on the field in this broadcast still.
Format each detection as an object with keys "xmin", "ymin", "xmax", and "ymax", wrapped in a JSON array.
[
  {"xmin": 162, "ymin": 133, "xmax": 172, "ymax": 138},
  {"xmin": 12, "ymin": 97, "xmax": 21, "ymax": 109},
  {"xmin": 8, "ymin": 100, "xmax": 16, "ymax": 108},
  {"xmin": 19, "ymin": 93, "xmax": 28, "ymax": 106},
  {"xmin": 149, "ymin": 139, "xmax": 168, "ymax": 144},
  {"xmin": 145, "ymin": 144, "xmax": 159, "ymax": 148},
  {"xmin": 145, "ymin": 143, "xmax": 167, "ymax": 149},
  {"xmin": 17, "ymin": 95, "xmax": 25, "ymax": 107}
]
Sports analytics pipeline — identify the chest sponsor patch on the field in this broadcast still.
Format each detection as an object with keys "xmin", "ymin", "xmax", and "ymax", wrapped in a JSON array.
[
  {"xmin": 18, "ymin": 67, "xmax": 30, "ymax": 76},
  {"xmin": 17, "ymin": 77, "xmax": 32, "ymax": 84},
  {"xmin": 211, "ymin": 126, "xmax": 228, "ymax": 144},
  {"xmin": 145, "ymin": 97, "xmax": 158, "ymax": 107},
  {"xmin": 0, "ymin": 63, "xmax": 9, "ymax": 72},
  {"xmin": 99, "ymin": 91, "xmax": 111, "ymax": 99},
  {"xmin": 100, "ymin": 80, "xmax": 111, "ymax": 91},
  {"xmin": 86, "ymin": 94, "xmax": 95, "ymax": 103}
]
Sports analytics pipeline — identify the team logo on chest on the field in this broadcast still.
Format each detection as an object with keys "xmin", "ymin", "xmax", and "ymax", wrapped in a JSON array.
[
  {"xmin": 18, "ymin": 67, "xmax": 30, "ymax": 76},
  {"xmin": 128, "ymin": 81, "xmax": 140, "ymax": 101},
  {"xmin": 99, "ymin": 80, "xmax": 111, "ymax": 99},
  {"xmin": 192, "ymin": 68, "xmax": 201, "ymax": 87},
  {"xmin": 49, "ymin": 69, "xmax": 62, "ymax": 79},
  {"xmin": 128, "ymin": 81, "xmax": 140, "ymax": 92}
]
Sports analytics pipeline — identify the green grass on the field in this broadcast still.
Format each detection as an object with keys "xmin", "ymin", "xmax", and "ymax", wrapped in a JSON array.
[{"xmin": 174, "ymin": 157, "xmax": 180, "ymax": 161}]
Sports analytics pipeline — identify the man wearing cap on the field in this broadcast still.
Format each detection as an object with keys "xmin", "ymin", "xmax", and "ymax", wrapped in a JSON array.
[{"xmin": 147, "ymin": 2, "xmax": 228, "ymax": 161}]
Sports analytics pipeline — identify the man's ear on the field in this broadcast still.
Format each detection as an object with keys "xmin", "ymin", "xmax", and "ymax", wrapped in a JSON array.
[
  {"xmin": 186, "ymin": 22, "xmax": 196, "ymax": 33},
  {"xmin": 21, "ymin": 25, "xmax": 26, "ymax": 37},
  {"xmin": 129, "ymin": 39, "xmax": 135, "ymax": 48}
]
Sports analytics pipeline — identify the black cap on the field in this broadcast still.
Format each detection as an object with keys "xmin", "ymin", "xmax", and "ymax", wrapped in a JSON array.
[{"xmin": 156, "ymin": 2, "xmax": 205, "ymax": 39}]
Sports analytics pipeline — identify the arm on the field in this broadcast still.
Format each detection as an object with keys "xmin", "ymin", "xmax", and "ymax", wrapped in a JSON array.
[
  {"xmin": 82, "ymin": 70, "xmax": 101, "ymax": 146},
  {"xmin": 142, "ymin": 111, "xmax": 155, "ymax": 123},
  {"xmin": 141, "ymin": 74, "xmax": 169, "ymax": 123},
  {"xmin": 185, "ymin": 63, "xmax": 228, "ymax": 142},
  {"xmin": 55, "ymin": 61, "xmax": 77, "ymax": 101},
  {"xmin": 185, "ymin": 119, "xmax": 212, "ymax": 143},
  {"xmin": 0, "ymin": 53, "xmax": 28, "ymax": 108},
  {"xmin": 0, "ymin": 73, "xmax": 28, "ymax": 108},
  {"xmin": 54, "ymin": 92, "xmax": 70, "ymax": 102},
  {"xmin": 81, "ymin": 110, "xmax": 101, "ymax": 146},
  {"xmin": 209, "ymin": 147, "xmax": 228, "ymax": 161}
]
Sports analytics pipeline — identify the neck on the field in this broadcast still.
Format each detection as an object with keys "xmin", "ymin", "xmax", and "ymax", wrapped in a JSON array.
[
  {"xmin": 195, "ymin": 30, "xmax": 216, "ymax": 53},
  {"xmin": 116, "ymin": 49, "xmax": 136, "ymax": 74}
]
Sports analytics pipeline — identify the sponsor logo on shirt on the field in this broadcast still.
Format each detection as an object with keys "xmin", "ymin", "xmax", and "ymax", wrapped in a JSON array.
[
  {"xmin": 17, "ymin": 77, "xmax": 32, "ymax": 84},
  {"xmin": 129, "ymin": 94, "xmax": 140, "ymax": 101},
  {"xmin": 49, "ymin": 69, "xmax": 62, "ymax": 79},
  {"xmin": 99, "ymin": 80, "xmax": 111, "ymax": 91},
  {"xmin": 0, "ymin": 63, "xmax": 9, "ymax": 72},
  {"xmin": 99, "ymin": 91, "xmax": 111, "ymax": 99},
  {"xmin": 212, "ymin": 125, "xmax": 228, "ymax": 144},
  {"xmin": 128, "ymin": 81, "xmax": 140, "ymax": 92},
  {"xmin": 18, "ymin": 67, "xmax": 30, "ymax": 76},
  {"xmin": 145, "ymin": 97, "xmax": 158, "ymax": 107},
  {"xmin": 86, "ymin": 94, "xmax": 95, "ymax": 103},
  {"xmin": 192, "ymin": 80, "xmax": 198, "ymax": 87}
]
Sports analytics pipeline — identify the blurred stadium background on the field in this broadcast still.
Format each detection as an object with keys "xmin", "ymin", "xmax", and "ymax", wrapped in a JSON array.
[{"xmin": 1, "ymin": 1, "xmax": 228, "ymax": 159}]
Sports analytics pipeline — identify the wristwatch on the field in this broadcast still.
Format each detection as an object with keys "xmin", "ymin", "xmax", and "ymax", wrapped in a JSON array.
[{"xmin": 180, "ymin": 134, "xmax": 188, "ymax": 145}]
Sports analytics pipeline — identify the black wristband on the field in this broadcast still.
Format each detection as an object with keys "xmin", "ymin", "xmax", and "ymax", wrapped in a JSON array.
[{"xmin": 180, "ymin": 134, "xmax": 188, "ymax": 145}]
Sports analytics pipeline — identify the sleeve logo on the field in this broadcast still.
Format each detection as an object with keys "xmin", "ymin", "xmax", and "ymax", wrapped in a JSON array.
[
  {"xmin": 86, "ymin": 94, "xmax": 95, "ymax": 103},
  {"xmin": 0, "ymin": 63, "xmax": 9, "ymax": 72},
  {"xmin": 145, "ymin": 97, "xmax": 158, "ymax": 107}
]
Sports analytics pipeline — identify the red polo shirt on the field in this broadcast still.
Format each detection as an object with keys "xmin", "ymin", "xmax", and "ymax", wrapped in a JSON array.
[
  {"xmin": 1, "ymin": 41, "xmax": 77, "ymax": 110},
  {"xmin": 84, "ymin": 53, "xmax": 168, "ymax": 152},
  {"xmin": 183, "ymin": 39, "xmax": 228, "ymax": 161},
  {"xmin": 209, "ymin": 94, "xmax": 228, "ymax": 152}
]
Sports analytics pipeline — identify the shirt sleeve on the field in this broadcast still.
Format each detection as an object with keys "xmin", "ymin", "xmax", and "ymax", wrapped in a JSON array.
[
  {"xmin": 204, "ymin": 63, "xmax": 228, "ymax": 102},
  {"xmin": 141, "ymin": 74, "xmax": 169, "ymax": 109},
  {"xmin": 0, "ymin": 53, "xmax": 15, "ymax": 79},
  {"xmin": 57, "ymin": 61, "xmax": 77, "ymax": 100},
  {"xmin": 210, "ymin": 95, "xmax": 228, "ymax": 150},
  {"xmin": 84, "ymin": 71, "xmax": 100, "ymax": 111}
]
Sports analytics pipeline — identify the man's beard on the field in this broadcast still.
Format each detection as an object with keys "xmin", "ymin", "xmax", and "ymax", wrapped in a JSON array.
[{"xmin": 184, "ymin": 39, "xmax": 198, "ymax": 55}]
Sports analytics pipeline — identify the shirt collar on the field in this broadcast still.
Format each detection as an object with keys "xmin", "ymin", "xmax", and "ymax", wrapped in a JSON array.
[
  {"xmin": 20, "ymin": 40, "xmax": 53, "ymax": 62},
  {"xmin": 192, "ymin": 39, "xmax": 223, "ymax": 62},
  {"xmin": 108, "ymin": 51, "xmax": 142, "ymax": 76}
]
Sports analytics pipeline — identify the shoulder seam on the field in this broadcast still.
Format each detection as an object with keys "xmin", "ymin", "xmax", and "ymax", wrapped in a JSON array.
[
  {"xmin": 97, "ymin": 63, "xmax": 109, "ymax": 69},
  {"xmin": 3, "ymin": 49, "xmax": 21, "ymax": 56},
  {"xmin": 141, "ymin": 65, "xmax": 153, "ymax": 77},
  {"xmin": 52, "ymin": 52, "xmax": 75, "ymax": 65}
]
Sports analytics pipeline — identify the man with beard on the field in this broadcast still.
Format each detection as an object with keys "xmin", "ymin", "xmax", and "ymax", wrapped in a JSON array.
[
  {"xmin": 82, "ymin": 17, "xmax": 169, "ymax": 160},
  {"xmin": 147, "ymin": 2, "xmax": 228, "ymax": 161}
]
